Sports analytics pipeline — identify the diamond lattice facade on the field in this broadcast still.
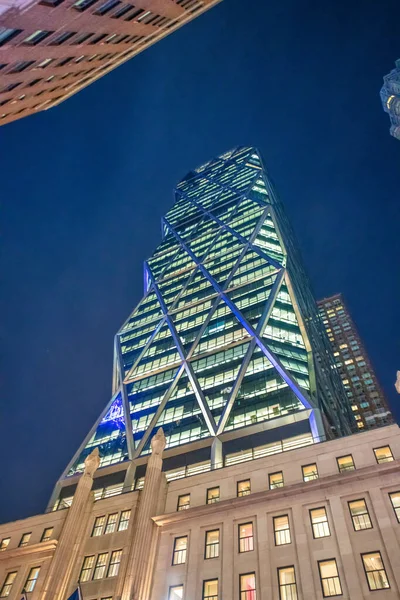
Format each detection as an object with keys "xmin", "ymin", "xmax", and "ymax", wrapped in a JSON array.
[{"xmin": 63, "ymin": 146, "xmax": 353, "ymax": 488}]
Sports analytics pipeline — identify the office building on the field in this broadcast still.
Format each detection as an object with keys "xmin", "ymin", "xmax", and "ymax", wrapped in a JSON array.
[
  {"xmin": 0, "ymin": 0, "xmax": 219, "ymax": 126},
  {"xmin": 380, "ymin": 59, "xmax": 400, "ymax": 141},
  {"xmin": 318, "ymin": 293, "xmax": 393, "ymax": 430}
]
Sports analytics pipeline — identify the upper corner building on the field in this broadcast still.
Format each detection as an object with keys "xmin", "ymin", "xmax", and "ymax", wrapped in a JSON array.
[
  {"xmin": 4, "ymin": 148, "xmax": 400, "ymax": 600},
  {"xmin": 0, "ymin": 0, "xmax": 219, "ymax": 126}
]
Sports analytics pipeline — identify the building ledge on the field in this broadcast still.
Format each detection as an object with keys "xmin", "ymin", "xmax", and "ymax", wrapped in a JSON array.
[{"xmin": 0, "ymin": 539, "xmax": 58, "ymax": 560}]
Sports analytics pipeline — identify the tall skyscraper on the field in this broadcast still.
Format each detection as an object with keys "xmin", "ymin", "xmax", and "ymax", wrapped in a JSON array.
[
  {"xmin": 380, "ymin": 59, "xmax": 400, "ymax": 141},
  {"xmin": 0, "ymin": 0, "xmax": 219, "ymax": 126},
  {"xmin": 58, "ymin": 146, "xmax": 353, "ymax": 499},
  {"xmin": 318, "ymin": 293, "xmax": 393, "ymax": 431}
]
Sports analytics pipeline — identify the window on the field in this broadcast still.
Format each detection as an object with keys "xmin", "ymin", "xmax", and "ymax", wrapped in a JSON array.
[
  {"xmin": 23, "ymin": 567, "xmax": 40, "ymax": 592},
  {"xmin": 0, "ymin": 28, "xmax": 22, "ymax": 46},
  {"xmin": 73, "ymin": 0, "xmax": 97, "ymax": 10},
  {"xmin": 207, "ymin": 487, "xmax": 220, "ymax": 504},
  {"xmin": 93, "ymin": 553, "xmax": 108, "ymax": 580},
  {"xmin": 105, "ymin": 513, "xmax": 118, "ymax": 534},
  {"xmin": 92, "ymin": 516, "xmax": 105, "ymax": 536},
  {"xmin": 19, "ymin": 533, "xmax": 31, "ymax": 547},
  {"xmin": 205, "ymin": 529, "xmax": 219, "ymax": 559},
  {"xmin": 23, "ymin": 30, "xmax": 53, "ymax": 45},
  {"xmin": 374, "ymin": 446, "xmax": 394, "ymax": 464},
  {"xmin": 50, "ymin": 31, "xmax": 76, "ymax": 45},
  {"xmin": 172, "ymin": 536, "xmax": 187, "ymax": 565},
  {"xmin": 389, "ymin": 491, "xmax": 400, "ymax": 522},
  {"xmin": 94, "ymin": 0, "xmax": 120, "ymax": 14},
  {"xmin": 203, "ymin": 579, "xmax": 218, "ymax": 600},
  {"xmin": 9, "ymin": 60, "xmax": 35, "ymax": 73},
  {"xmin": 269, "ymin": 471, "xmax": 284, "ymax": 489},
  {"xmin": 310, "ymin": 508, "xmax": 330, "ymax": 538},
  {"xmin": 177, "ymin": 494, "xmax": 190, "ymax": 511},
  {"xmin": 318, "ymin": 560, "xmax": 342, "ymax": 597},
  {"xmin": 240, "ymin": 572, "xmax": 256, "ymax": 600},
  {"xmin": 337, "ymin": 455, "xmax": 355, "ymax": 473},
  {"xmin": 79, "ymin": 556, "xmax": 95, "ymax": 582},
  {"xmin": 107, "ymin": 549, "xmax": 122, "ymax": 577},
  {"xmin": 362, "ymin": 552, "xmax": 389, "ymax": 590},
  {"xmin": 118, "ymin": 510, "xmax": 131, "ymax": 531},
  {"xmin": 169, "ymin": 585, "xmax": 184, "ymax": 600},
  {"xmin": 41, "ymin": 527, "xmax": 53, "ymax": 542},
  {"xmin": 348, "ymin": 499, "xmax": 372, "ymax": 531},
  {"xmin": 278, "ymin": 566, "xmax": 297, "ymax": 600},
  {"xmin": 237, "ymin": 480, "xmax": 251, "ymax": 497},
  {"xmin": 239, "ymin": 522, "xmax": 254, "ymax": 553},
  {"xmin": 302, "ymin": 463, "xmax": 318, "ymax": 481},
  {"xmin": 274, "ymin": 515, "xmax": 291, "ymax": 545},
  {"xmin": 0, "ymin": 572, "xmax": 17, "ymax": 597},
  {"xmin": 0, "ymin": 538, "xmax": 10, "ymax": 552}
]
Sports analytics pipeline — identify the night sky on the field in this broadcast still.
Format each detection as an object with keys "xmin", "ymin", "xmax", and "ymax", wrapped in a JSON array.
[{"xmin": 1, "ymin": 0, "xmax": 399, "ymax": 523}]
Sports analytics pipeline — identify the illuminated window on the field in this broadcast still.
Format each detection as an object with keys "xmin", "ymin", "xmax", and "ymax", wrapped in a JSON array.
[
  {"xmin": 0, "ymin": 538, "xmax": 10, "ymax": 552},
  {"xmin": 238, "ymin": 523, "xmax": 253, "ymax": 553},
  {"xmin": 105, "ymin": 513, "xmax": 118, "ymax": 534},
  {"xmin": 169, "ymin": 585, "xmax": 183, "ymax": 600},
  {"xmin": 0, "ymin": 28, "xmax": 22, "ymax": 46},
  {"xmin": 107, "ymin": 549, "xmax": 122, "ymax": 577},
  {"xmin": 389, "ymin": 491, "xmax": 400, "ymax": 522},
  {"xmin": 237, "ymin": 480, "xmax": 251, "ymax": 497},
  {"xmin": 172, "ymin": 536, "xmax": 187, "ymax": 565},
  {"xmin": 362, "ymin": 552, "xmax": 389, "ymax": 590},
  {"xmin": 0, "ymin": 572, "xmax": 17, "ymax": 597},
  {"xmin": 273, "ymin": 515, "xmax": 291, "ymax": 545},
  {"xmin": 337, "ymin": 455, "xmax": 355, "ymax": 473},
  {"xmin": 240, "ymin": 572, "xmax": 256, "ymax": 600},
  {"xmin": 348, "ymin": 499, "xmax": 372, "ymax": 531},
  {"xmin": 41, "ymin": 527, "xmax": 53, "ymax": 542},
  {"xmin": 92, "ymin": 516, "xmax": 105, "ymax": 537},
  {"xmin": 318, "ymin": 560, "xmax": 342, "ymax": 597},
  {"xmin": 177, "ymin": 494, "xmax": 190, "ymax": 511},
  {"xmin": 23, "ymin": 567, "xmax": 40, "ymax": 592},
  {"xmin": 269, "ymin": 471, "xmax": 284, "ymax": 489},
  {"xmin": 18, "ymin": 533, "xmax": 31, "ymax": 547},
  {"xmin": 23, "ymin": 30, "xmax": 53, "ymax": 45},
  {"xmin": 79, "ymin": 556, "xmax": 95, "ymax": 582},
  {"xmin": 310, "ymin": 507, "xmax": 330, "ymax": 538},
  {"xmin": 203, "ymin": 578, "xmax": 218, "ymax": 600},
  {"xmin": 118, "ymin": 510, "xmax": 131, "ymax": 531},
  {"xmin": 278, "ymin": 566, "xmax": 297, "ymax": 600},
  {"xmin": 374, "ymin": 446, "xmax": 394, "ymax": 464},
  {"xmin": 205, "ymin": 529, "xmax": 219, "ymax": 559},
  {"xmin": 207, "ymin": 487, "xmax": 220, "ymax": 504},
  {"xmin": 93, "ymin": 553, "xmax": 108, "ymax": 580},
  {"xmin": 302, "ymin": 464, "xmax": 318, "ymax": 482}
]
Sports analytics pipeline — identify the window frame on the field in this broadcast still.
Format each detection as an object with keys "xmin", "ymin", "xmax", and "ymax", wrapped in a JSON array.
[
  {"xmin": 202, "ymin": 577, "xmax": 218, "ymax": 600},
  {"xmin": 23, "ymin": 566, "xmax": 41, "ymax": 593},
  {"xmin": 177, "ymin": 493, "xmax": 190, "ymax": 511},
  {"xmin": 118, "ymin": 510, "xmax": 131, "ymax": 531},
  {"xmin": 373, "ymin": 446, "xmax": 394, "ymax": 464},
  {"xmin": 91, "ymin": 515, "xmax": 106, "ymax": 537},
  {"xmin": 0, "ymin": 571, "xmax": 17, "ymax": 597},
  {"xmin": 169, "ymin": 584, "xmax": 184, "ymax": 600},
  {"xmin": 239, "ymin": 571, "xmax": 256, "ymax": 600},
  {"xmin": 302, "ymin": 463, "xmax": 319, "ymax": 482},
  {"xmin": 273, "ymin": 515, "xmax": 291, "ymax": 546},
  {"xmin": 207, "ymin": 486, "xmax": 220, "ymax": 504},
  {"xmin": 40, "ymin": 527, "xmax": 53, "ymax": 542},
  {"xmin": 0, "ymin": 538, "xmax": 10, "ymax": 552},
  {"xmin": 104, "ymin": 512, "xmax": 118, "ymax": 535},
  {"xmin": 269, "ymin": 471, "xmax": 284, "ymax": 489},
  {"xmin": 107, "ymin": 549, "xmax": 122, "ymax": 578},
  {"xmin": 204, "ymin": 529, "xmax": 220, "ymax": 560},
  {"xmin": 237, "ymin": 479, "xmax": 251, "ymax": 497},
  {"xmin": 172, "ymin": 535, "xmax": 188, "ymax": 566},
  {"xmin": 318, "ymin": 559, "xmax": 343, "ymax": 598},
  {"xmin": 336, "ymin": 454, "xmax": 355, "ymax": 473},
  {"xmin": 309, "ymin": 507, "xmax": 331, "ymax": 539},
  {"xmin": 389, "ymin": 491, "xmax": 400, "ymax": 523},
  {"xmin": 277, "ymin": 565, "xmax": 297, "ymax": 600},
  {"xmin": 238, "ymin": 522, "xmax": 254, "ymax": 553},
  {"xmin": 18, "ymin": 533, "xmax": 31, "ymax": 547},
  {"xmin": 79, "ymin": 555, "xmax": 95, "ymax": 582},
  {"xmin": 348, "ymin": 499, "xmax": 373, "ymax": 531},
  {"xmin": 93, "ymin": 552, "xmax": 108, "ymax": 580},
  {"xmin": 361, "ymin": 551, "xmax": 390, "ymax": 591}
]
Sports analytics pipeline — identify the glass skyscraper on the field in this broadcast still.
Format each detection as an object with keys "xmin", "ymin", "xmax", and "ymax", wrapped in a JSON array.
[{"xmin": 63, "ymin": 146, "xmax": 353, "ymax": 484}]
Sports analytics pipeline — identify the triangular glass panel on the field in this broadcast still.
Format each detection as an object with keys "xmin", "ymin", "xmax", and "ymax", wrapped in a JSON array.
[
  {"xmin": 191, "ymin": 300, "xmax": 250, "ymax": 357},
  {"xmin": 119, "ymin": 288, "xmax": 163, "ymax": 334},
  {"xmin": 226, "ymin": 271, "xmax": 278, "ymax": 324},
  {"xmin": 171, "ymin": 269, "xmax": 218, "ymax": 312},
  {"xmin": 253, "ymin": 213, "xmax": 286, "ymax": 265},
  {"xmin": 119, "ymin": 318, "xmax": 164, "ymax": 376},
  {"xmin": 222, "ymin": 347, "xmax": 305, "ymax": 432},
  {"xmin": 139, "ymin": 372, "xmax": 212, "ymax": 455},
  {"xmin": 158, "ymin": 265, "xmax": 197, "ymax": 310},
  {"xmin": 227, "ymin": 198, "xmax": 264, "ymax": 240},
  {"xmin": 68, "ymin": 392, "xmax": 128, "ymax": 476},
  {"xmin": 226, "ymin": 247, "xmax": 277, "ymax": 289},
  {"xmin": 205, "ymin": 242, "xmax": 245, "ymax": 286},
  {"xmin": 125, "ymin": 322, "xmax": 181, "ymax": 382},
  {"xmin": 173, "ymin": 296, "xmax": 220, "ymax": 352},
  {"xmin": 190, "ymin": 341, "xmax": 250, "ymax": 422}
]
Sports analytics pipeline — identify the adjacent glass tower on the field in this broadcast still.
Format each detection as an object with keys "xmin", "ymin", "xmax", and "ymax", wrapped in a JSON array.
[
  {"xmin": 64, "ymin": 146, "xmax": 353, "ymax": 480},
  {"xmin": 380, "ymin": 59, "xmax": 400, "ymax": 141}
]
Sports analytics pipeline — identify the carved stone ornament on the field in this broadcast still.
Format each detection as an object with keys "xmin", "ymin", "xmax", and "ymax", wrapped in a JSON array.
[
  {"xmin": 395, "ymin": 371, "xmax": 400, "ymax": 394},
  {"xmin": 151, "ymin": 428, "xmax": 166, "ymax": 455},
  {"xmin": 84, "ymin": 447, "xmax": 101, "ymax": 476}
]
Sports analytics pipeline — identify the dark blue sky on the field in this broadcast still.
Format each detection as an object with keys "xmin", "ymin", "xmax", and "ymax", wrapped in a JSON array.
[{"xmin": 1, "ymin": 0, "xmax": 399, "ymax": 523}]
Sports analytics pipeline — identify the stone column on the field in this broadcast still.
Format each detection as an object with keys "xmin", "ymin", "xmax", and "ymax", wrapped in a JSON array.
[
  {"xmin": 121, "ymin": 428, "xmax": 166, "ymax": 600},
  {"xmin": 41, "ymin": 448, "xmax": 100, "ymax": 600}
]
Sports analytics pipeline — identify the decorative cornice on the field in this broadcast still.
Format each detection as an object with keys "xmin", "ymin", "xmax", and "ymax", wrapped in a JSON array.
[{"xmin": 0, "ymin": 539, "xmax": 58, "ymax": 561}]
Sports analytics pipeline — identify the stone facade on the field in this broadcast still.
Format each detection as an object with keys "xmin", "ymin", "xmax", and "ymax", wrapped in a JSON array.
[{"xmin": 1, "ymin": 425, "xmax": 400, "ymax": 600}]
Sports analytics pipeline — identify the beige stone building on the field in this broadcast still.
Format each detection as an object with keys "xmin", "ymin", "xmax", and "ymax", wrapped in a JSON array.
[{"xmin": 1, "ymin": 424, "xmax": 400, "ymax": 600}]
